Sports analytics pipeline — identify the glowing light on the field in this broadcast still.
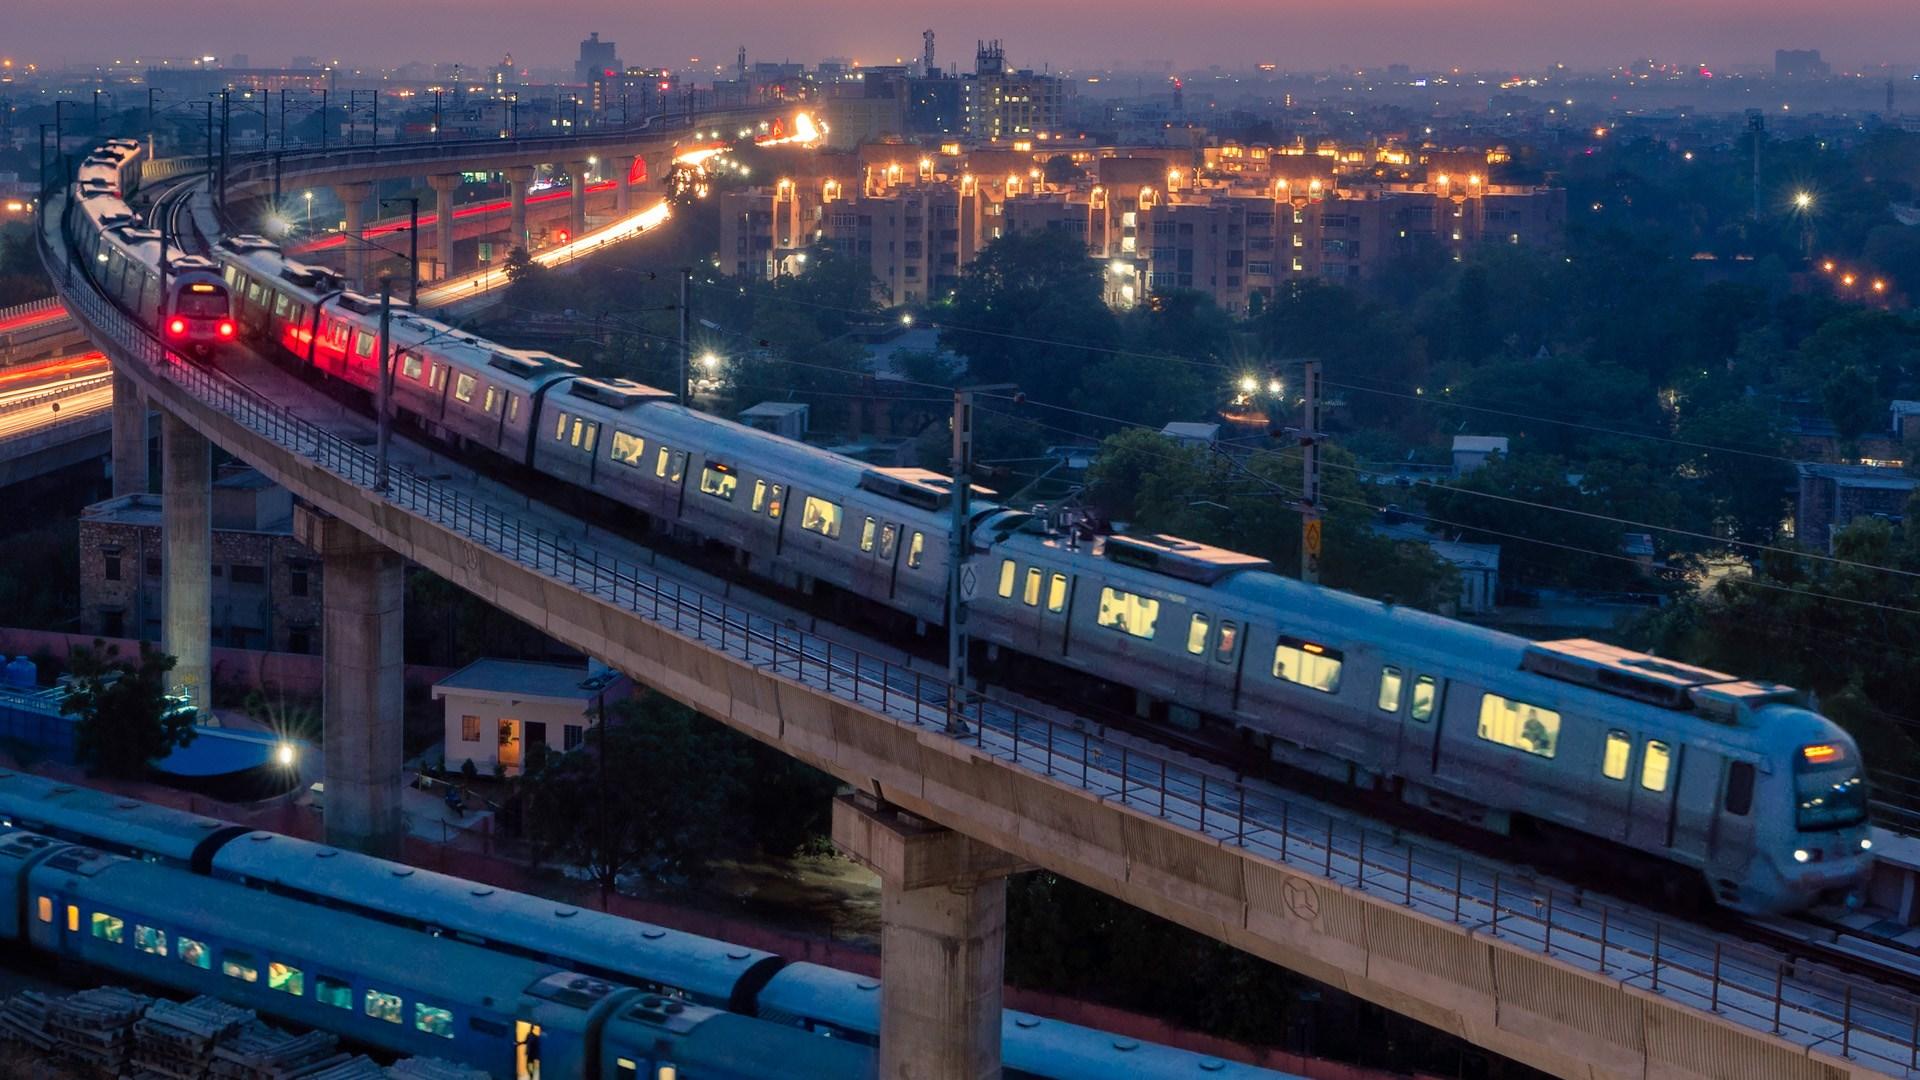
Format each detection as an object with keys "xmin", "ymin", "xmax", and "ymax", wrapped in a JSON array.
[
  {"xmin": 1793, "ymin": 848, "xmax": 1810, "ymax": 864},
  {"xmin": 1802, "ymin": 744, "xmax": 1842, "ymax": 764},
  {"xmin": 1237, "ymin": 376, "xmax": 1258, "ymax": 394},
  {"xmin": 1793, "ymin": 191, "xmax": 1813, "ymax": 211},
  {"xmin": 275, "ymin": 743, "xmax": 296, "ymax": 767},
  {"xmin": 698, "ymin": 352, "xmax": 720, "ymax": 372},
  {"xmin": 217, "ymin": 321, "xmax": 235, "ymax": 338},
  {"xmin": 1822, "ymin": 261, "xmax": 1835, "ymax": 272},
  {"xmin": 1842, "ymin": 273, "xmax": 1856, "ymax": 287},
  {"xmin": 1267, "ymin": 379, "xmax": 1283, "ymax": 395},
  {"xmin": 167, "ymin": 318, "xmax": 186, "ymax": 336},
  {"xmin": 900, "ymin": 313, "xmax": 914, "ymax": 327}
]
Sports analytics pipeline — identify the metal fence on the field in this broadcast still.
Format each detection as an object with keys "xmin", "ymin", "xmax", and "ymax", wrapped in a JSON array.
[{"xmin": 40, "ymin": 202, "xmax": 1920, "ymax": 1076}]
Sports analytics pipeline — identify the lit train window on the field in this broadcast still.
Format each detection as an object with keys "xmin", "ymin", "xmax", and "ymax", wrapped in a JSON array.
[
  {"xmin": 223, "ymin": 950, "xmax": 259, "ymax": 983},
  {"xmin": 428, "ymin": 363, "xmax": 447, "ymax": 390},
  {"xmin": 354, "ymin": 332, "xmax": 375, "ymax": 359},
  {"xmin": 1047, "ymin": 573, "xmax": 1067, "ymax": 612},
  {"xmin": 766, "ymin": 485, "xmax": 784, "ymax": 518},
  {"xmin": 402, "ymin": 353, "xmax": 423, "ymax": 380},
  {"xmin": 454, "ymin": 373, "xmax": 477, "ymax": 403},
  {"xmin": 364, "ymin": 989, "xmax": 403, "ymax": 1024},
  {"xmin": 1377, "ymin": 667, "xmax": 1403, "ymax": 713},
  {"xmin": 508, "ymin": 395, "xmax": 520, "ymax": 422},
  {"xmin": 1216, "ymin": 622, "xmax": 1238, "ymax": 663},
  {"xmin": 908, "ymin": 531, "xmax": 925, "ymax": 568},
  {"xmin": 1272, "ymin": 640, "xmax": 1342, "ymax": 694},
  {"xmin": 700, "ymin": 466, "xmax": 737, "ymax": 501},
  {"xmin": 273, "ymin": 293, "xmax": 289, "ymax": 318},
  {"xmin": 1476, "ymin": 694, "xmax": 1559, "ymax": 759},
  {"xmin": 1097, "ymin": 587, "xmax": 1160, "ymax": 640},
  {"xmin": 268, "ymin": 961, "xmax": 304, "ymax": 996},
  {"xmin": 66, "ymin": 906, "xmax": 78, "ymax": 933},
  {"xmin": 555, "ymin": 413, "xmax": 571, "ymax": 441},
  {"xmin": 483, "ymin": 387, "xmax": 500, "ymax": 414},
  {"xmin": 134, "ymin": 925, "xmax": 167, "ymax": 956},
  {"xmin": 178, "ymin": 936, "xmax": 210, "ymax": 969},
  {"xmin": 1023, "ymin": 568, "xmax": 1043, "ymax": 607},
  {"xmin": 35, "ymin": 897, "xmax": 50, "ymax": 924},
  {"xmin": 90, "ymin": 912, "xmax": 125, "ymax": 944},
  {"xmin": 860, "ymin": 518, "xmax": 877, "ymax": 552},
  {"xmin": 801, "ymin": 496, "xmax": 842, "ymax": 538},
  {"xmin": 997, "ymin": 560, "xmax": 1017, "ymax": 598},
  {"xmin": 655, "ymin": 447, "xmax": 671, "ymax": 477},
  {"xmin": 1640, "ymin": 741, "xmax": 1672, "ymax": 793},
  {"xmin": 1602, "ymin": 731, "xmax": 1630, "ymax": 781},
  {"xmin": 572, "ymin": 420, "xmax": 599, "ymax": 454},
  {"xmin": 1187, "ymin": 613, "xmax": 1210, "ymax": 655},
  {"xmin": 316, "ymin": 975, "xmax": 352, "ymax": 1009},
  {"xmin": 611, "ymin": 431, "xmax": 646, "ymax": 468},
  {"xmin": 415, "ymin": 1004, "xmax": 455, "ymax": 1038},
  {"xmin": 1409, "ymin": 676, "xmax": 1436, "ymax": 722},
  {"xmin": 879, "ymin": 525, "xmax": 898, "ymax": 559}
]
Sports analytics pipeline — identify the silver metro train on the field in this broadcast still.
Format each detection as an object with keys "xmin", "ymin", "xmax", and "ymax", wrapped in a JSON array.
[{"xmin": 70, "ymin": 146, "xmax": 1876, "ymax": 915}]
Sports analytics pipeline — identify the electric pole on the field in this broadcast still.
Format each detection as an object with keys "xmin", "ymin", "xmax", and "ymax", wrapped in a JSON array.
[
  {"xmin": 1299, "ymin": 359, "xmax": 1322, "ymax": 585},
  {"xmin": 947, "ymin": 383, "xmax": 1015, "ymax": 724},
  {"xmin": 677, "ymin": 267, "xmax": 691, "ymax": 406},
  {"xmin": 375, "ymin": 277, "xmax": 393, "ymax": 492}
]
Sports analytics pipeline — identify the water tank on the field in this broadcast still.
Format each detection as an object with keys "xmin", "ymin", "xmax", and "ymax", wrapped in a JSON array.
[{"xmin": 3, "ymin": 657, "xmax": 36, "ymax": 690}]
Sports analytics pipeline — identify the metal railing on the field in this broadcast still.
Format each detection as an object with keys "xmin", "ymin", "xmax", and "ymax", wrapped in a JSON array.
[
  {"xmin": 40, "ymin": 199, "xmax": 1920, "ymax": 1077},
  {"xmin": 0, "ymin": 297, "xmax": 65, "ymax": 328}
]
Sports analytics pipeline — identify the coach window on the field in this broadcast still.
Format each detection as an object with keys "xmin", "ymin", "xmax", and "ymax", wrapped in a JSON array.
[
  {"xmin": 610, "ymin": 431, "xmax": 645, "ymax": 468},
  {"xmin": 402, "ymin": 353, "xmax": 423, "ymax": 380},
  {"xmin": 454, "ymin": 373, "xmax": 477, "ymax": 403},
  {"xmin": 700, "ymin": 465, "xmax": 738, "ymax": 500},
  {"xmin": 1273, "ymin": 640, "xmax": 1343, "ymax": 694},
  {"xmin": 1187, "ymin": 613, "xmax": 1210, "ymax": 655},
  {"xmin": 178, "ymin": 936, "xmax": 211, "ymax": 969},
  {"xmin": 1725, "ymin": 761, "xmax": 1755, "ymax": 816},
  {"xmin": 1602, "ymin": 730, "xmax": 1631, "ymax": 781},
  {"xmin": 751, "ymin": 480, "xmax": 767, "ymax": 512},
  {"xmin": 997, "ymin": 559, "xmax": 1017, "ymax": 598},
  {"xmin": 860, "ymin": 517, "xmax": 877, "ymax": 552},
  {"xmin": 569, "ymin": 418, "xmax": 599, "ymax": 453},
  {"xmin": 1640, "ymin": 740, "xmax": 1672, "ymax": 793},
  {"xmin": 133, "ymin": 925, "xmax": 167, "ymax": 956},
  {"xmin": 667, "ymin": 453, "xmax": 685, "ymax": 483},
  {"xmin": 878, "ymin": 524, "xmax": 899, "ymax": 560},
  {"xmin": 65, "ymin": 905, "xmax": 79, "ymax": 933},
  {"xmin": 222, "ymin": 950, "xmax": 259, "ymax": 983},
  {"xmin": 801, "ymin": 497, "xmax": 843, "ymax": 538},
  {"xmin": 417, "ymin": 1004, "xmax": 455, "ymax": 1039},
  {"xmin": 507, "ymin": 395, "xmax": 520, "ymax": 422},
  {"xmin": 554, "ymin": 413, "xmax": 571, "ymax": 441},
  {"xmin": 268, "ymin": 961, "xmax": 304, "ymax": 996},
  {"xmin": 1097, "ymin": 587, "xmax": 1160, "ymax": 640},
  {"xmin": 908, "ymin": 531, "xmax": 926, "ymax": 568},
  {"xmin": 1477, "ymin": 694, "xmax": 1559, "ymax": 759},
  {"xmin": 1377, "ymin": 667, "xmax": 1404, "ymax": 713},
  {"xmin": 35, "ymin": 897, "xmax": 50, "ymax": 924},
  {"xmin": 90, "ymin": 912, "xmax": 125, "ymax": 944},
  {"xmin": 1047, "ymin": 572, "xmax": 1067, "ymax": 612},
  {"xmin": 429, "ymin": 364, "xmax": 448, "ymax": 390},
  {"xmin": 766, "ymin": 484, "xmax": 784, "ymax": 518},
  {"xmin": 1216, "ymin": 621, "xmax": 1238, "ymax": 663},
  {"xmin": 482, "ymin": 386, "xmax": 500, "ymax": 413},
  {"xmin": 272, "ymin": 294, "xmax": 289, "ymax": 318},
  {"xmin": 1023, "ymin": 568, "xmax": 1043, "ymax": 607},
  {"xmin": 655, "ymin": 446, "xmax": 671, "ymax": 477},
  {"xmin": 364, "ymin": 990, "xmax": 403, "ymax": 1024},
  {"xmin": 1409, "ymin": 676, "xmax": 1437, "ymax": 722},
  {"xmin": 354, "ymin": 331, "xmax": 375, "ymax": 360},
  {"xmin": 315, "ymin": 975, "xmax": 352, "ymax": 1010}
]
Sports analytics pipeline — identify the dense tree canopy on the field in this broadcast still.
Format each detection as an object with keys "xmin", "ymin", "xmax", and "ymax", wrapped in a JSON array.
[{"xmin": 61, "ymin": 641, "xmax": 193, "ymax": 780}]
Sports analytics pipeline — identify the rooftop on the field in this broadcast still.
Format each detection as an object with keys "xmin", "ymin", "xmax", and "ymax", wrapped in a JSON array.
[
  {"xmin": 1451, "ymin": 435, "xmax": 1510, "ymax": 454},
  {"xmin": 432, "ymin": 659, "xmax": 616, "ymax": 704}
]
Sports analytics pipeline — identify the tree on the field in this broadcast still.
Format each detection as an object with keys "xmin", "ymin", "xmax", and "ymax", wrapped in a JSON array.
[
  {"xmin": 61, "ymin": 641, "xmax": 194, "ymax": 780},
  {"xmin": 502, "ymin": 245, "xmax": 537, "ymax": 284},
  {"xmin": 942, "ymin": 230, "xmax": 1119, "ymax": 413}
]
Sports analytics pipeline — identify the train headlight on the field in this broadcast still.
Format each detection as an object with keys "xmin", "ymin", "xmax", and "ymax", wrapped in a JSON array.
[
  {"xmin": 167, "ymin": 318, "xmax": 186, "ymax": 336},
  {"xmin": 1793, "ymin": 848, "xmax": 1810, "ymax": 863},
  {"xmin": 1861, "ymin": 838, "xmax": 1873, "ymax": 852}
]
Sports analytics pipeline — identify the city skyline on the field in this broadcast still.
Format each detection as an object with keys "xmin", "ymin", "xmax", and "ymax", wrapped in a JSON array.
[{"xmin": 6, "ymin": 2, "xmax": 1918, "ymax": 75}]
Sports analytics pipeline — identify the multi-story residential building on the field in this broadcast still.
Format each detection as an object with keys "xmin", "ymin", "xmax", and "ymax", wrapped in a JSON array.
[
  {"xmin": 79, "ymin": 468, "xmax": 322, "ymax": 653},
  {"xmin": 960, "ymin": 41, "xmax": 1064, "ymax": 140}
]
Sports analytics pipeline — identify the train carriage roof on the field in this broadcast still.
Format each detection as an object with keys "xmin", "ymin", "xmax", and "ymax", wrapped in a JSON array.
[{"xmin": 0, "ymin": 770, "xmax": 233, "ymax": 864}]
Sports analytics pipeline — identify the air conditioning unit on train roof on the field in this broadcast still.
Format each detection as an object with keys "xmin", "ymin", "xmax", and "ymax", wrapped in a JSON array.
[
  {"xmin": 224, "ymin": 235, "xmax": 279, "ymax": 253},
  {"xmin": 1100, "ymin": 532, "xmax": 1273, "ymax": 585},
  {"xmin": 1517, "ymin": 639, "xmax": 1804, "ymax": 720},
  {"xmin": 334, "ymin": 292, "xmax": 411, "ymax": 316},
  {"xmin": 277, "ymin": 261, "xmax": 341, "ymax": 290},
  {"xmin": 169, "ymin": 255, "xmax": 218, "ymax": 273}
]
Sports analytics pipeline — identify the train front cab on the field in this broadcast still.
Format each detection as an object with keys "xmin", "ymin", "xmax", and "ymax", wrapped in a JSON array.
[
  {"xmin": 1731, "ymin": 732, "xmax": 1874, "ymax": 914},
  {"xmin": 164, "ymin": 267, "xmax": 235, "ymax": 355}
]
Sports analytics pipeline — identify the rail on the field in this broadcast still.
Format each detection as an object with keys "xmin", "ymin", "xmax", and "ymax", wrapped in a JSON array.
[{"xmin": 41, "ymin": 198, "xmax": 1920, "ymax": 1077}]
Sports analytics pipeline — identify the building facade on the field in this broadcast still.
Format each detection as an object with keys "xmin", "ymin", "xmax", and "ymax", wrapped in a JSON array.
[{"xmin": 434, "ymin": 659, "xmax": 626, "ymax": 777}]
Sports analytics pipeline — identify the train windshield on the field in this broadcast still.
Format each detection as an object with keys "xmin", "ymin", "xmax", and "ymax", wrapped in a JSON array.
[
  {"xmin": 176, "ymin": 287, "xmax": 228, "ymax": 317},
  {"xmin": 1795, "ymin": 744, "xmax": 1868, "ymax": 831}
]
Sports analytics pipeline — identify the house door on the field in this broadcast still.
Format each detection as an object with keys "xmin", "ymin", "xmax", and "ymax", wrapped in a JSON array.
[{"xmin": 498, "ymin": 719, "xmax": 521, "ymax": 771}]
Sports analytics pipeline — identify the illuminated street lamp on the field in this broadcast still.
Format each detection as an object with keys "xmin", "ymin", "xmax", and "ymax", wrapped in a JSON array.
[
  {"xmin": 1793, "ymin": 191, "xmax": 1813, "ymax": 211},
  {"xmin": 303, "ymin": 190, "xmax": 313, "ymax": 234}
]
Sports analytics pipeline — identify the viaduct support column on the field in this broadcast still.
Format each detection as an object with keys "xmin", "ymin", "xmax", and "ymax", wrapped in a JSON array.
[
  {"xmin": 566, "ymin": 160, "xmax": 589, "ymax": 240},
  {"xmin": 505, "ymin": 166, "xmax": 534, "ymax": 253},
  {"xmin": 110, "ymin": 365, "xmax": 147, "ymax": 496},
  {"xmin": 160, "ymin": 412, "xmax": 210, "ymax": 714},
  {"xmin": 334, "ymin": 181, "xmax": 375, "ymax": 292},
  {"xmin": 427, "ymin": 174, "xmax": 461, "ymax": 280},
  {"xmin": 615, "ymin": 155, "xmax": 634, "ymax": 214},
  {"xmin": 833, "ymin": 794, "xmax": 1025, "ymax": 1080},
  {"xmin": 295, "ymin": 505, "xmax": 405, "ymax": 859}
]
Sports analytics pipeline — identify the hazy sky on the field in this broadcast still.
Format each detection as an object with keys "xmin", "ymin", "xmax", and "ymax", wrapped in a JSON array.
[{"xmin": 11, "ymin": 1, "xmax": 1918, "ymax": 73}]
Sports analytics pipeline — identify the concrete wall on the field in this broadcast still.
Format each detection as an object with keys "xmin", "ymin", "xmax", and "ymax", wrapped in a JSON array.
[
  {"xmin": 94, "ymin": 325, "xmax": 1875, "ymax": 1080},
  {"xmin": 0, "ymin": 627, "xmax": 452, "ymax": 699}
]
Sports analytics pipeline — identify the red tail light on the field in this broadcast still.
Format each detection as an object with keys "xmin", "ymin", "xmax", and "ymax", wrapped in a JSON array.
[
  {"xmin": 217, "ymin": 320, "xmax": 235, "ymax": 338},
  {"xmin": 167, "ymin": 318, "xmax": 187, "ymax": 336}
]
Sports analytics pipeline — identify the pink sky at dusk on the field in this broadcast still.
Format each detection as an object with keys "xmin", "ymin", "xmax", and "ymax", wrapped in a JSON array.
[{"xmin": 10, "ymin": 0, "xmax": 1917, "ymax": 73}]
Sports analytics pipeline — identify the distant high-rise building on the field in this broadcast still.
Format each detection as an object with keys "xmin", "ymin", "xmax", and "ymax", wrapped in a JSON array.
[
  {"xmin": 1775, "ymin": 49, "xmax": 1831, "ymax": 79},
  {"xmin": 576, "ymin": 31, "xmax": 619, "ymax": 83},
  {"xmin": 961, "ymin": 42, "xmax": 1062, "ymax": 140},
  {"xmin": 491, "ymin": 54, "xmax": 515, "ymax": 90}
]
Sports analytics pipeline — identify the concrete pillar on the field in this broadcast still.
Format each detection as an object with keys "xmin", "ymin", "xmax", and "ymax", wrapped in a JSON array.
[
  {"xmin": 566, "ymin": 160, "xmax": 589, "ymax": 240},
  {"xmin": 427, "ymin": 174, "xmax": 460, "ymax": 279},
  {"xmin": 295, "ymin": 505, "xmax": 404, "ymax": 859},
  {"xmin": 615, "ymin": 155, "xmax": 634, "ymax": 214},
  {"xmin": 160, "ymin": 411, "xmax": 210, "ymax": 714},
  {"xmin": 110, "ymin": 366, "xmax": 147, "ymax": 497},
  {"xmin": 833, "ymin": 795, "xmax": 1025, "ymax": 1080},
  {"xmin": 334, "ymin": 181, "xmax": 375, "ymax": 292},
  {"xmin": 506, "ymin": 165, "xmax": 534, "ymax": 253}
]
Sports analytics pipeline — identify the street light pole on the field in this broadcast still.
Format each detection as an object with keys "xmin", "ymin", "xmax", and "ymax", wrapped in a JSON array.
[
  {"xmin": 375, "ymin": 277, "xmax": 393, "ymax": 492},
  {"xmin": 579, "ymin": 670, "xmax": 618, "ymax": 910},
  {"xmin": 677, "ymin": 267, "xmax": 691, "ymax": 406},
  {"xmin": 1299, "ymin": 359, "xmax": 1323, "ymax": 584},
  {"xmin": 381, "ymin": 197, "xmax": 420, "ymax": 307}
]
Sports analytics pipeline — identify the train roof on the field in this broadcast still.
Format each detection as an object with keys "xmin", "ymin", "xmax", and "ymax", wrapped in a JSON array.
[
  {"xmin": 0, "ymin": 771, "xmax": 235, "ymax": 864},
  {"xmin": 208, "ymin": 831, "xmax": 777, "ymax": 1004},
  {"xmin": 53, "ymin": 855, "xmax": 565, "ymax": 1008},
  {"xmin": 757, "ymin": 963, "xmax": 1296, "ymax": 1078},
  {"xmin": 617, "ymin": 1007, "xmax": 876, "ymax": 1079}
]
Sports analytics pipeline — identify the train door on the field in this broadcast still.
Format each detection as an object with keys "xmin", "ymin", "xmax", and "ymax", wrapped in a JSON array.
[
  {"xmin": 514, "ymin": 1020, "xmax": 542, "ymax": 1080},
  {"xmin": 1053, "ymin": 572, "xmax": 1077, "ymax": 658},
  {"xmin": 1593, "ymin": 728, "xmax": 1634, "ymax": 843},
  {"xmin": 1194, "ymin": 617, "xmax": 1243, "ymax": 715},
  {"xmin": 1707, "ymin": 758, "xmax": 1759, "ymax": 877},
  {"xmin": 1625, "ymin": 737, "xmax": 1681, "ymax": 850},
  {"xmin": 853, "ymin": 517, "xmax": 901, "ymax": 600},
  {"xmin": 1396, "ymin": 672, "xmax": 1444, "ymax": 779}
]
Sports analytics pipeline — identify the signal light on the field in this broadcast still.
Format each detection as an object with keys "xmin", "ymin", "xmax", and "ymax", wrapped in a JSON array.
[
  {"xmin": 167, "ymin": 318, "xmax": 186, "ymax": 336},
  {"xmin": 217, "ymin": 321, "xmax": 235, "ymax": 338}
]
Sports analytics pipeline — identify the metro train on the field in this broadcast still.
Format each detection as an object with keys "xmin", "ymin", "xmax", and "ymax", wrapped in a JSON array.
[
  {"xmin": 0, "ymin": 772, "xmax": 1292, "ymax": 1080},
  {"xmin": 0, "ymin": 825, "xmax": 875, "ymax": 1079},
  {"xmin": 66, "ymin": 142, "xmax": 1875, "ymax": 914}
]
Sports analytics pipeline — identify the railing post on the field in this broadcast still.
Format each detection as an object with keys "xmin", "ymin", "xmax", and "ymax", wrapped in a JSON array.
[
  {"xmin": 1403, "ymin": 845, "xmax": 1414, "ymax": 907},
  {"xmin": 1599, "ymin": 905, "xmax": 1609, "ymax": 973},
  {"xmin": 1543, "ymin": 889, "xmax": 1554, "ymax": 954},
  {"xmin": 1279, "ymin": 801, "xmax": 1289, "ymax": 861},
  {"xmin": 1710, "ymin": 942, "xmax": 1721, "ymax": 1013},
  {"xmin": 1772, "ymin": 963, "xmax": 1785, "ymax": 1033},
  {"xmin": 1198, "ymin": 774, "xmax": 1208, "ymax": 834},
  {"xmin": 1454, "ymin": 858, "xmax": 1464, "ymax": 923},
  {"xmin": 1356, "ymin": 830, "xmax": 1367, "ymax": 890},
  {"xmin": 1081, "ymin": 729, "xmax": 1089, "ymax": 788},
  {"xmin": 1235, "ymin": 784, "xmax": 1246, "ymax": 847},
  {"xmin": 1324, "ymin": 816, "xmax": 1334, "ymax": 878},
  {"xmin": 1650, "ymin": 922, "xmax": 1661, "ymax": 994},
  {"xmin": 1045, "ymin": 722, "xmax": 1053, "ymax": 776},
  {"xmin": 1158, "ymin": 758, "xmax": 1167, "ymax": 818},
  {"xmin": 1842, "ymin": 985, "xmax": 1852, "ymax": 1058},
  {"xmin": 1491, "ymin": 872, "xmax": 1502, "ymax": 933},
  {"xmin": 851, "ymin": 650, "xmax": 860, "ymax": 704},
  {"xmin": 1908, "ymin": 1004, "xmax": 1917, "ymax": 1071}
]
